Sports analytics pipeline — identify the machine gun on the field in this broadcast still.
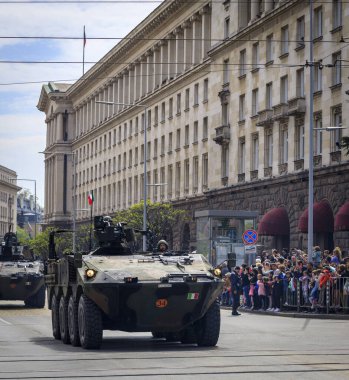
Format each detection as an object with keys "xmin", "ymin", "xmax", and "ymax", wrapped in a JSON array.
[{"xmin": 92, "ymin": 216, "xmax": 135, "ymax": 255}]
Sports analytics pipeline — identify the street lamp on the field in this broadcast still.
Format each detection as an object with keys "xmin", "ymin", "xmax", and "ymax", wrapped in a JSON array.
[
  {"xmin": 39, "ymin": 151, "xmax": 77, "ymax": 252},
  {"xmin": 9, "ymin": 178, "xmax": 37, "ymax": 239},
  {"xmin": 96, "ymin": 100, "xmax": 149, "ymax": 251}
]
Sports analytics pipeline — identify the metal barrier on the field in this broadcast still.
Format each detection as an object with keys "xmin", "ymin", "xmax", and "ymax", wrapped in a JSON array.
[{"xmin": 282, "ymin": 276, "xmax": 349, "ymax": 314}]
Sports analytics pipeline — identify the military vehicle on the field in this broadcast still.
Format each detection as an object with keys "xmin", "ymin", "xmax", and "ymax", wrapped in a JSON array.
[
  {"xmin": 0, "ymin": 228, "xmax": 45, "ymax": 308},
  {"xmin": 45, "ymin": 216, "xmax": 224, "ymax": 349}
]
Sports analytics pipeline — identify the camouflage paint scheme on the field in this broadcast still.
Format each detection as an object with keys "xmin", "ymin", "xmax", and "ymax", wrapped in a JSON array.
[
  {"xmin": 46, "ymin": 252, "xmax": 223, "ymax": 332},
  {"xmin": 0, "ymin": 231, "xmax": 45, "ymax": 307}
]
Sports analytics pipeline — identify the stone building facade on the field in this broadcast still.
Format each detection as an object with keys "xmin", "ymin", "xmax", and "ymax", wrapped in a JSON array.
[
  {"xmin": 0, "ymin": 165, "xmax": 20, "ymax": 238},
  {"xmin": 38, "ymin": 0, "xmax": 349, "ymax": 257}
]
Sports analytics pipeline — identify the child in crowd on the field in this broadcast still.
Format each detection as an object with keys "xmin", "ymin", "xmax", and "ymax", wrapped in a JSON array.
[
  {"xmin": 257, "ymin": 273, "xmax": 267, "ymax": 310},
  {"xmin": 299, "ymin": 270, "xmax": 310, "ymax": 304}
]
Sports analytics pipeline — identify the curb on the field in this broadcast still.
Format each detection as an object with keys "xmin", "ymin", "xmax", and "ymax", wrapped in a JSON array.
[{"xmin": 220, "ymin": 306, "xmax": 349, "ymax": 320}]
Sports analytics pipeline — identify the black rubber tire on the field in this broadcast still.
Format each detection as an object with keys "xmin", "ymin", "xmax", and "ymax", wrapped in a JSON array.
[
  {"xmin": 51, "ymin": 293, "xmax": 61, "ymax": 340},
  {"xmin": 24, "ymin": 285, "xmax": 46, "ymax": 308},
  {"xmin": 195, "ymin": 300, "xmax": 221, "ymax": 347},
  {"xmin": 78, "ymin": 294, "xmax": 103, "ymax": 349},
  {"xmin": 180, "ymin": 326, "xmax": 197, "ymax": 344},
  {"xmin": 68, "ymin": 295, "xmax": 80, "ymax": 347},
  {"xmin": 59, "ymin": 296, "xmax": 70, "ymax": 344}
]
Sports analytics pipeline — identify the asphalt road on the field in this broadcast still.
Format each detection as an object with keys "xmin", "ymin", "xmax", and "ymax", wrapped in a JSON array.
[{"xmin": 0, "ymin": 301, "xmax": 348, "ymax": 380}]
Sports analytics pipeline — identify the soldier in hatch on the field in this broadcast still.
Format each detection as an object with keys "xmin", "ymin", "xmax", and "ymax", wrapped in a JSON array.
[{"xmin": 157, "ymin": 240, "xmax": 169, "ymax": 253}]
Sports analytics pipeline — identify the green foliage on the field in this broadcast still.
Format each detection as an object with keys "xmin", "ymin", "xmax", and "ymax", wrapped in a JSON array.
[
  {"xmin": 113, "ymin": 201, "xmax": 189, "ymax": 244},
  {"xmin": 28, "ymin": 224, "xmax": 96, "ymax": 259},
  {"xmin": 16, "ymin": 227, "xmax": 31, "ymax": 246},
  {"xmin": 341, "ymin": 136, "xmax": 349, "ymax": 155}
]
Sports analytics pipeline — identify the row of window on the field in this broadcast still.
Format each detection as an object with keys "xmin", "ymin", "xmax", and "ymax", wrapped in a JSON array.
[
  {"xmin": 74, "ymin": 153, "xmax": 209, "ymax": 214},
  {"xmin": 224, "ymin": 6, "xmax": 342, "ymax": 82},
  {"xmin": 74, "ymin": 117, "xmax": 209, "ymax": 185},
  {"xmin": 236, "ymin": 57, "xmax": 341, "ymax": 122},
  {"xmin": 75, "ymin": 79, "xmax": 209, "ymax": 161},
  {"xmin": 235, "ymin": 107, "xmax": 342, "ymax": 176}
]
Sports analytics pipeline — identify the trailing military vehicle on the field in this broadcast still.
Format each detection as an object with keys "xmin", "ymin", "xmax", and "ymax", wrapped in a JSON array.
[
  {"xmin": 45, "ymin": 215, "xmax": 224, "ymax": 349},
  {"xmin": 0, "ymin": 228, "xmax": 45, "ymax": 308}
]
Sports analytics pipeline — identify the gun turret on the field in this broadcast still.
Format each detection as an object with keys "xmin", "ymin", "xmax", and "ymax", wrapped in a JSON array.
[
  {"xmin": 0, "ymin": 226, "xmax": 19, "ymax": 261},
  {"xmin": 93, "ymin": 216, "xmax": 135, "ymax": 255}
]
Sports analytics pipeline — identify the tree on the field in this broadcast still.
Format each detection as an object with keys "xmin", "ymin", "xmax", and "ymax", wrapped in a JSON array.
[
  {"xmin": 16, "ymin": 227, "xmax": 31, "ymax": 246},
  {"xmin": 113, "ymin": 201, "xmax": 189, "ymax": 250},
  {"xmin": 341, "ymin": 136, "xmax": 349, "ymax": 155}
]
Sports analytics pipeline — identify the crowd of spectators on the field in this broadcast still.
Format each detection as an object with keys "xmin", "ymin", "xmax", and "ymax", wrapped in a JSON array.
[{"xmin": 219, "ymin": 246, "xmax": 349, "ymax": 315}]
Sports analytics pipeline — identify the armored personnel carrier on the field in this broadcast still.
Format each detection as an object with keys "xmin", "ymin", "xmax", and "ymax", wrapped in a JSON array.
[
  {"xmin": 45, "ymin": 216, "xmax": 224, "ymax": 349},
  {"xmin": 0, "ymin": 229, "xmax": 45, "ymax": 308}
]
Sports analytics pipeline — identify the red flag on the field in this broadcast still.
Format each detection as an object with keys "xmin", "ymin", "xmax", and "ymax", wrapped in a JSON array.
[{"xmin": 87, "ymin": 191, "xmax": 94, "ymax": 206}]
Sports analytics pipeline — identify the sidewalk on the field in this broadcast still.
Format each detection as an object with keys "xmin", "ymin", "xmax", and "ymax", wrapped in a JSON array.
[{"xmin": 221, "ymin": 305, "xmax": 349, "ymax": 320}]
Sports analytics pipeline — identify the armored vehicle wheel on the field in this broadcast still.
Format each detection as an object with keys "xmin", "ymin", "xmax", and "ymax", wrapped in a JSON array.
[
  {"xmin": 180, "ymin": 326, "xmax": 197, "ymax": 344},
  {"xmin": 24, "ymin": 285, "xmax": 46, "ymax": 308},
  {"xmin": 68, "ymin": 295, "xmax": 80, "ymax": 347},
  {"xmin": 59, "ymin": 296, "xmax": 70, "ymax": 344},
  {"xmin": 78, "ymin": 294, "xmax": 103, "ymax": 349},
  {"xmin": 195, "ymin": 300, "xmax": 220, "ymax": 347},
  {"xmin": 51, "ymin": 293, "xmax": 61, "ymax": 340}
]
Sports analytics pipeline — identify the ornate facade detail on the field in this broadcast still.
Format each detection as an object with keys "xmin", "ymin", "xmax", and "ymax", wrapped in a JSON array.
[
  {"xmin": 278, "ymin": 163, "xmax": 288, "ymax": 175},
  {"xmin": 218, "ymin": 88, "xmax": 230, "ymax": 105},
  {"xmin": 330, "ymin": 151, "xmax": 341, "ymax": 163},
  {"xmin": 287, "ymin": 97, "xmax": 306, "ymax": 116},
  {"xmin": 313, "ymin": 155, "xmax": 322, "ymax": 168},
  {"xmin": 213, "ymin": 125, "xmax": 230, "ymax": 145},
  {"xmin": 273, "ymin": 103, "xmax": 289, "ymax": 121},
  {"xmin": 264, "ymin": 167, "xmax": 272, "ymax": 177},
  {"xmin": 294, "ymin": 159, "xmax": 304, "ymax": 171},
  {"xmin": 257, "ymin": 109, "xmax": 273, "ymax": 126},
  {"xmin": 250, "ymin": 170, "xmax": 258, "ymax": 180}
]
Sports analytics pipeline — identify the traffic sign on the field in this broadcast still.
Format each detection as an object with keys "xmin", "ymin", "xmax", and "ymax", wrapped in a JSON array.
[{"xmin": 242, "ymin": 229, "xmax": 258, "ymax": 245}]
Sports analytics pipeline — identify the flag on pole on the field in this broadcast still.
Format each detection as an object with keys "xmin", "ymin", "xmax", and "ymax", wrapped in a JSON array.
[
  {"xmin": 83, "ymin": 25, "xmax": 86, "ymax": 75},
  {"xmin": 83, "ymin": 25, "xmax": 86, "ymax": 47},
  {"xmin": 88, "ymin": 191, "xmax": 94, "ymax": 206}
]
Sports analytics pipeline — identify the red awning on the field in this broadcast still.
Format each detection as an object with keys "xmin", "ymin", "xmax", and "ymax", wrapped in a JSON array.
[
  {"xmin": 258, "ymin": 207, "xmax": 290, "ymax": 236},
  {"xmin": 335, "ymin": 201, "xmax": 349, "ymax": 231},
  {"xmin": 298, "ymin": 200, "xmax": 334, "ymax": 233}
]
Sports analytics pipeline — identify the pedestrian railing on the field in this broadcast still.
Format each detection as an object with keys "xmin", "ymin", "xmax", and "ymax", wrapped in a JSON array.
[{"xmin": 283, "ymin": 276, "xmax": 349, "ymax": 314}]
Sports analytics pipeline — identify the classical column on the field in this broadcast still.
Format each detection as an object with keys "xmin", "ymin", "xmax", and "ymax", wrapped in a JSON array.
[
  {"xmin": 140, "ymin": 56, "xmax": 147, "ymax": 98},
  {"xmin": 251, "ymin": 0, "xmax": 260, "ymax": 20},
  {"xmin": 128, "ymin": 65, "xmax": 134, "ymax": 103},
  {"xmin": 265, "ymin": 0, "xmax": 273, "ymax": 13},
  {"xmin": 123, "ymin": 71, "xmax": 129, "ymax": 107},
  {"xmin": 183, "ymin": 21, "xmax": 192, "ymax": 71},
  {"xmin": 200, "ymin": 7, "xmax": 211, "ymax": 59},
  {"xmin": 167, "ymin": 33, "xmax": 176, "ymax": 81},
  {"xmin": 146, "ymin": 52, "xmax": 153, "ymax": 94},
  {"xmin": 174, "ymin": 27, "xmax": 184, "ymax": 77},
  {"xmin": 112, "ymin": 79, "xmax": 118, "ymax": 114},
  {"xmin": 152, "ymin": 44, "xmax": 161, "ymax": 89},
  {"xmin": 118, "ymin": 75, "xmax": 124, "ymax": 110},
  {"xmin": 134, "ymin": 60, "xmax": 140, "ymax": 101},
  {"xmin": 160, "ymin": 40, "xmax": 168, "ymax": 85},
  {"xmin": 191, "ymin": 14, "xmax": 202, "ymax": 66},
  {"xmin": 57, "ymin": 113, "xmax": 63, "ymax": 141}
]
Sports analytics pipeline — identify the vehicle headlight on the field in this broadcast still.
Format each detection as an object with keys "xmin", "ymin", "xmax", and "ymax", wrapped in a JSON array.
[
  {"xmin": 214, "ymin": 268, "xmax": 221, "ymax": 277},
  {"xmin": 85, "ymin": 269, "xmax": 96, "ymax": 278}
]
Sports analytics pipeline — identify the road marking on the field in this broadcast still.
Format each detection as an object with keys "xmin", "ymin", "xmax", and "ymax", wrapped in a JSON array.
[{"xmin": 0, "ymin": 317, "xmax": 12, "ymax": 325}]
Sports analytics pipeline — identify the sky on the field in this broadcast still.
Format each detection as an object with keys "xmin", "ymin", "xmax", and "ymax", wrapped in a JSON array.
[{"xmin": 0, "ymin": 0, "xmax": 159, "ymax": 207}]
